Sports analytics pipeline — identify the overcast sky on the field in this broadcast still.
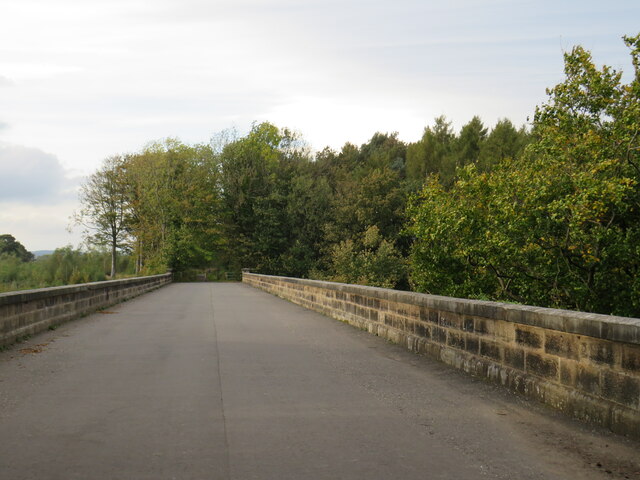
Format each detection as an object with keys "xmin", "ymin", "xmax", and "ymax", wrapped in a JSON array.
[{"xmin": 1, "ymin": 0, "xmax": 639, "ymax": 251}]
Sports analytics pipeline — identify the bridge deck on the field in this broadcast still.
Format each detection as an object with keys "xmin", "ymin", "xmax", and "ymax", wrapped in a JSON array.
[{"xmin": 0, "ymin": 283, "xmax": 638, "ymax": 479}]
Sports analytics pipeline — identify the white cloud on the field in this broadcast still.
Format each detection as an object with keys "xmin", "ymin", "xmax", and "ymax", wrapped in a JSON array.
[
  {"xmin": 0, "ymin": 63, "xmax": 83, "ymax": 81},
  {"xmin": 0, "ymin": 143, "xmax": 79, "ymax": 203},
  {"xmin": 0, "ymin": 143, "xmax": 82, "ymax": 250},
  {"xmin": 0, "ymin": 201, "xmax": 82, "ymax": 251}
]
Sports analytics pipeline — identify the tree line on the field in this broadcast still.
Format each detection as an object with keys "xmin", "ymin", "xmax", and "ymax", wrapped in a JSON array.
[
  {"xmin": 407, "ymin": 35, "xmax": 640, "ymax": 316},
  {"xmin": 6, "ymin": 34, "xmax": 638, "ymax": 317},
  {"xmin": 75, "ymin": 115, "xmax": 529, "ymax": 285},
  {"xmin": 0, "ymin": 235, "xmax": 135, "ymax": 293}
]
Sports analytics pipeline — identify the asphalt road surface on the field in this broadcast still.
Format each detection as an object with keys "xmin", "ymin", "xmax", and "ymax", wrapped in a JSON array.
[{"xmin": 1, "ymin": 283, "xmax": 639, "ymax": 480}]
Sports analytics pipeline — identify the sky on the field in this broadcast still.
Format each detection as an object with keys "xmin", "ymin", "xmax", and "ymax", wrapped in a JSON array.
[{"xmin": 1, "ymin": 0, "xmax": 639, "ymax": 251}]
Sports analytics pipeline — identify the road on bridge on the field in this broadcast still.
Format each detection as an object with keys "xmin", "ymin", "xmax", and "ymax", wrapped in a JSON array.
[{"xmin": 1, "ymin": 283, "xmax": 638, "ymax": 479}]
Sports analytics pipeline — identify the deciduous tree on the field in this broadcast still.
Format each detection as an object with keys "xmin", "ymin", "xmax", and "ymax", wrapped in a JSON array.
[
  {"xmin": 75, "ymin": 156, "xmax": 131, "ymax": 278},
  {"xmin": 407, "ymin": 34, "xmax": 640, "ymax": 315}
]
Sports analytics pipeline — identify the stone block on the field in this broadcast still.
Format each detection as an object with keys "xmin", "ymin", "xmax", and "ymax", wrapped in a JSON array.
[
  {"xmin": 463, "ymin": 317, "xmax": 474, "ymax": 332},
  {"xmin": 471, "ymin": 358, "xmax": 490, "ymax": 378},
  {"xmin": 545, "ymin": 332, "xmax": 579, "ymax": 360},
  {"xmin": 621, "ymin": 345, "xmax": 640, "ymax": 372},
  {"xmin": 480, "ymin": 339, "xmax": 501, "ymax": 362},
  {"xmin": 493, "ymin": 320, "xmax": 515, "ymax": 342},
  {"xmin": 611, "ymin": 406, "xmax": 640, "ymax": 437},
  {"xmin": 602, "ymin": 371, "xmax": 640, "ymax": 409},
  {"xmin": 474, "ymin": 318, "xmax": 490, "ymax": 335},
  {"xmin": 432, "ymin": 326, "xmax": 447, "ymax": 344},
  {"xmin": 447, "ymin": 331, "xmax": 465, "ymax": 350},
  {"xmin": 559, "ymin": 359, "xmax": 577, "ymax": 386},
  {"xmin": 422, "ymin": 341, "xmax": 442, "ymax": 359},
  {"xmin": 414, "ymin": 322, "xmax": 430, "ymax": 339},
  {"xmin": 575, "ymin": 363, "xmax": 602, "ymax": 395},
  {"xmin": 393, "ymin": 315, "xmax": 406, "ymax": 330},
  {"xmin": 406, "ymin": 304, "xmax": 420, "ymax": 320},
  {"xmin": 464, "ymin": 335, "xmax": 480, "ymax": 354},
  {"xmin": 504, "ymin": 346, "xmax": 525, "ymax": 370},
  {"xmin": 580, "ymin": 339, "xmax": 615, "ymax": 366},
  {"xmin": 367, "ymin": 297, "xmax": 381, "ymax": 310},
  {"xmin": 516, "ymin": 327, "xmax": 543, "ymax": 349},
  {"xmin": 439, "ymin": 312, "xmax": 462, "ymax": 330},
  {"xmin": 526, "ymin": 352, "xmax": 558, "ymax": 380}
]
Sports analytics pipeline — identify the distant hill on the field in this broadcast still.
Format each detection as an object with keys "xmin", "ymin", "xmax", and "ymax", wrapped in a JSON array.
[{"xmin": 33, "ymin": 250, "xmax": 54, "ymax": 258}]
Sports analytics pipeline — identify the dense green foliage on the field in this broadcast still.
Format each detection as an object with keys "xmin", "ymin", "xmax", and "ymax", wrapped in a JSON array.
[
  {"xmin": 407, "ymin": 34, "xmax": 640, "ymax": 316},
  {"xmin": 0, "ymin": 247, "xmax": 135, "ymax": 293},
  {"xmin": 73, "ymin": 115, "xmax": 524, "ymax": 285},
  {"xmin": 62, "ymin": 34, "xmax": 640, "ymax": 316},
  {"xmin": 0, "ymin": 234, "xmax": 34, "ymax": 262},
  {"xmin": 118, "ymin": 120, "xmax": 523, "ymax": 282},
  {"xmin": 125, "ymin": 139, "xmax": 223, "ymax": 274}
]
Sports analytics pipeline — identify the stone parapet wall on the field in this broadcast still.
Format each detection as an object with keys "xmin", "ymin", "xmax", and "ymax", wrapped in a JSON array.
[
  {"xmin": 0, "ymin": 273, "xmax": 172, "ymax": 347},
  {"xmin": 243, "ymin": 272, "xmax": 640, "ymax": 438}
]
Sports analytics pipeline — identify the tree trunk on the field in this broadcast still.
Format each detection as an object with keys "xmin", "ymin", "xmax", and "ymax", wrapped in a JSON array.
[
  {"xmin": 111, "ymin": 236, "xmax": 117, "ymax": 279},
  {"xmin": 136, "ymin": 238, "xmax": 143, "ymax": 274}
]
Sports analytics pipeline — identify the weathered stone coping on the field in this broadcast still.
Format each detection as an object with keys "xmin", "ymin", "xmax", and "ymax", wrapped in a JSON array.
[
  {"xmin": 0, "ymin": 273, "xmax": 172, "ymax": 347},
  {"xmin": 0, "ymin": 274, "xmax": 172, "ymax": 306},
  {"xmin": 249, "ymin": 274, "xmax": 640, "ymax": 345},
  {"xmin": 244, "ymin": 272, "xmax": 640, "ymax": 438}
]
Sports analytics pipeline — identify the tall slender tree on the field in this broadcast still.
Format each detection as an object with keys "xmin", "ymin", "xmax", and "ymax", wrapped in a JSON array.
[{"xmin": 75, "ymin": 156, "xmax": 131, "ymax": 278}]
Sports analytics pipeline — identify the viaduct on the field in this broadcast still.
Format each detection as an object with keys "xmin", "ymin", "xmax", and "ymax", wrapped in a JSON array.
[{"xmin": 0, "ymin": 273, "xmax": 639, "ymax": 479}]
